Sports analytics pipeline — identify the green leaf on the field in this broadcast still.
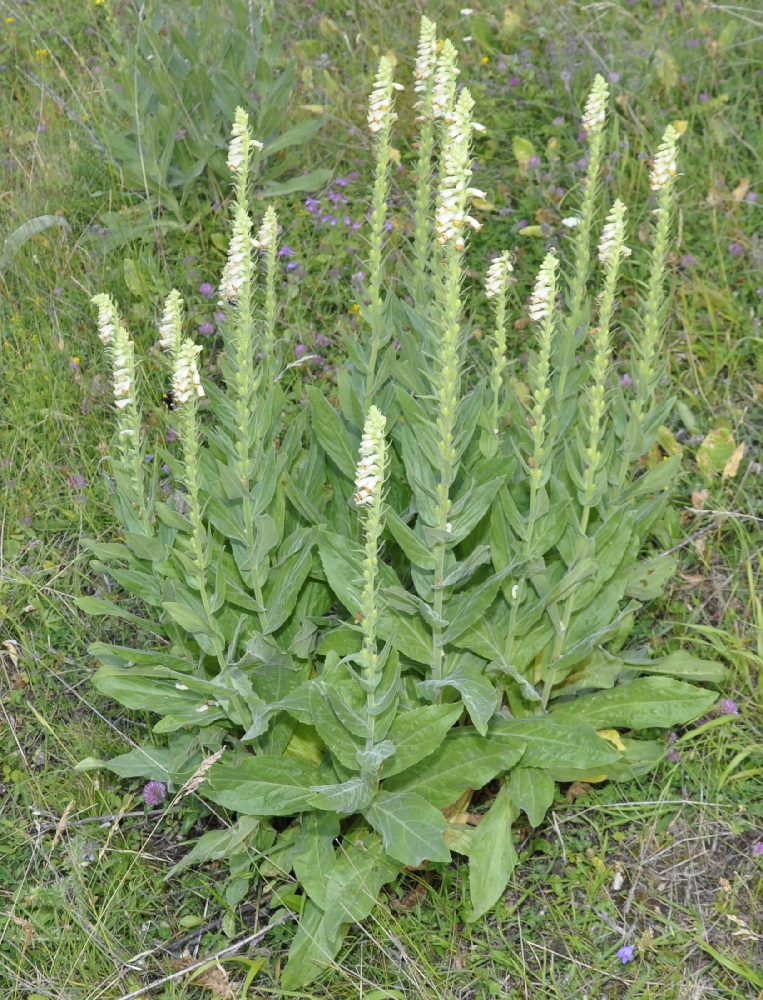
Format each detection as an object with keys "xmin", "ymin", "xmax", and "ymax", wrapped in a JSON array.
[
  {"xmin": 442, "ymin": 567, "xmax": 510, "ymax": 644},
  {"xmin": 489, "ymin": 716, "xmax": 621, "ymax": 778},
  {"xmin": 260, "ymin": 167, "xmax": 332, "ymax": 197},
  {"xmin": 0, "ymin": 214, "xmax": 69, "ymax": 271},
  {"xmin": 292, "ymin": 812, "xmax": 339, "ymax": 908},
  {"xmin": 621, "ymin": 650, "xmax": 726, "ymax": 685},
  {"xmin": 262, "ymin": 115, "xmax": 326, "ymax": 156},
  {"xmin": 205, "ymin": 754, "xmax": 319, "ymax": 815},
  {"xmin": 381, "ymin": 704, "xmax": 462, "ymax": 778},
  {"xmin": 308, "ymin": 776, "xmax": 374, "ymax": 813},
  {"xmin": 75, "ymin": 745, "xmax": 175, "ymax": 782},
  {"xmin": 75, "ymin": 596, "xmax": 158, "ymax": 629},
  {"xmin": 281, "ymin": 899, "xmax": 344, "ymax": 990},
  {"xmin": 204, "ymin": 495, "xmax": 246, "ymax": 543},
  {"xmin": 364, "ymin": 791, "xmax": 450, "ymax": 866},
  {"xmin": 166, "ymin": 816, "xmax": 260, "ymax": 877},
  {"xmin": 468, "ymin": 786, "xmax": 518, "ymax": 921},
  {"xmin": 508, "ymin": 767, "xmax": 555, "ymax": 827},
  {"xmin": 91, "ymin": 665, "xmax": 208, "ymax": 716},
  {"xmin": 449, "ymin": 457, "xmax": 508, "ymax": 541},
  {"xmin": 162, "ymin": 600, "xmax": 213, "ymax": 637},
  {"xmin": 602, "ymin": 738, "xmax": 664, "ymax": 781},
  {"xmin": 322, "ymin": 834, "xmax": 399, "ymax": 938},
  {"xmin": 306, "ymin": 386, "xmax": 358, "ymax": 479},
  {"xmin": 624, "ymin": 555, "xmax": 677, "ymax": 599},
  {"xmin": 417, "ymin": 653, "xmax": 496, "ymax": 736},
  {"xmin": 263, "ymin": 532, "xmax": 315, "ymax": 634},
  {"xmin": 384, "ymin": 730, "xmax": 525, "ymax": 808},
  {"xmin": 384, "ymin": 507, "xmax": 437, "ymax": 570},
  {"xmin": 551, "ymin": 677, "xmax": 717, "ymax": 731},
  {"xmin": 308, "ymin": 682, "xmax": 363, "ymax": 771}
]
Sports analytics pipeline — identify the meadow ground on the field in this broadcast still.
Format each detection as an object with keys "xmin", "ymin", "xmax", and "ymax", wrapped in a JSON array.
[{"xmin": 1, "ymin": 1, "xmax": 762, "ymax": 997}]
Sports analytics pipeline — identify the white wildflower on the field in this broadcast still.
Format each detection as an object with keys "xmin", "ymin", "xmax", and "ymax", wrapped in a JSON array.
[
  {"xmin": 367, "ymin": 56, "xmax": 404, "ymax": 135},
  {"xmin": 528, "ymin": 252, "xmax": 558, "ymax": 323},
  {"xmin": 435, "ymin": 88, "xmax": 484, "ymax": 250},
  {"xmin": 253, "ymin": 206, "xmax": 278, "ymax": 250},
  {"xmin": 431, "ymin": 39, "xmax": 460, "ymax": 120},
  {"xmin": 354, "ymin": 406, "xmax": 387, "ymax": 508},
  {"xmin": 650, "ymin": 124, "xmax": 680, "ymax": 192},
  {"xmin": 158, "ymin": 289, "xmax": 183, "ymax": 355},
  {"xmin": 92, "ymin": 293, "xmax": 117, "ymax": 346},
  {"xmin": 219, "ymin": 207, "xmax": 251, "ymax": 304},
  {"xmin": 598, "ymin": 199, "xmax": 631, "ymax": 265},
  {"xmin": 413, "ymin": 16, "xmax": 437, "ymax": 105},
  {"xmin": 485, "ymin": 251, "xmax": 514, "ymax": 298},
  {"xmin": 172, "ymin": 338, "xmax": 205, "ymax": 406},
  {"xmin": 562, "ymin": 216, "xmax": 580, "ymax": 228},
  {"xmin": 581, "ymin": 74, "xmax": 609, "ymax": 135},
  {"xmin": 227, "ymin": 107, "xmax": 262, "ymax": 175}
]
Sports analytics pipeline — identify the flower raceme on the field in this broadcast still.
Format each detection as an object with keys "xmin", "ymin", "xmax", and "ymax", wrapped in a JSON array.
[
  {"xmin": 435, "ymin": 89, "xmax": 485, "ymax": 251},
  {"xmin": 172, "ymin": 339, "xmax": 205, "ymax": 406},
  {"xmin": 367, "ymin": 57, "xmax": 404, "ymax": 136},
  {"xmin": 413, "ymin": 16, "xmax": 437, "ymax": 109},
  {"xmin": 354, "ymin": 406, "xmax": 387, "ymax": 508},
  {"xmin": 650, "ymin": 124, "xmax": 680, "ymax": 192},
  {"xmin": 581, "ymin": 74, "xmax": 609, "ymax": 135}
]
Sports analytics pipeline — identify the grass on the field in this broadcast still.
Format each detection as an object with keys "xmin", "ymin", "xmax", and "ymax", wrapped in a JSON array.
[{"xmin": 1, "ymin": 0, "xmax": 762, "ymax": 996}]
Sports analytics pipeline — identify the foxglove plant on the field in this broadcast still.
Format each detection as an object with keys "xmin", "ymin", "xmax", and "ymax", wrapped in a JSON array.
[{"xmin": 78, "ymin": 19, "xmax": 724, "ymax": 990}]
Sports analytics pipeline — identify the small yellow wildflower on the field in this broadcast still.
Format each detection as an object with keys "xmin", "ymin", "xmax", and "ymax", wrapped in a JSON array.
[
  {"xmin": 35, "ymin": 48, "xmax": 49, "ymax": 61},
  {"xmin": 6, "ymin": 15, "xmax": 15, "ymax": 23},
  {"xmin": 481, "ymin": 55, "xmax": 490, "ymax": 65}
]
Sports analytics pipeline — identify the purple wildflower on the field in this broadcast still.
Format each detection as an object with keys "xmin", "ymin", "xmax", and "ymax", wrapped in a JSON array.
[
  {"xmin": 214, "ymin": 310, "xmax": 226, "ymax": 323},
  {"xmin": 699, "ymin": 92, "xmax": 709, "ymax": 104},
  {"xmin": 616, "ymin": 945, "xmax": 635, "ymax": 964},
  {"xmin": 145, "ymin": 454, "xmax": 154, "ymax": 463},
  {"xmin": 334, "ymin": 176, "xmax": 349, "ymax": 186},
  {"xmin": 53, "ymin": 287, "xmax": 63, "ymax": 296},
  {"xmin": 553, "ymin": 116, "xmax": 565, "ymax": 126},
  {"xmin": 167, "ymin": 427, "xmax": 178, "ymax": 443},
  {"xmin": 198, "ymin": 282, "xmax": 215, "ymax": 299},
  {"xmin": 620, "ymin": 373, "xmax": 633, "ymax": 388},
  {"xmin": 69, "ymin": 474, "xmax": 87, "ymax": 490},
  {"xmin": 728, "ymin": 241, "xmax": 744, "ymax": 257},
  {"xmin": 143, "ymin": 780, "xmax": 166, "ymax": 807},
  {"xmin": 508, "ymin": 76, "xmax": 520, "ymax": 87},
  {"xmin": 680, "ymin": 253, "xmax": 697, "ymax": 268},
  {"xmin": 294, "ymin": 343, "xmax": 307, "ymax": 359},
  {"xmin": 314, "ymin": 333, "xmax": 330, "ymax": 347},
  {"xmin": 753, "ymin": 842, "xmax": 763, "ymax": 856},
  {"xmin": 666, "ymin": 748, "xmax": 681, "ymax": 764},
  {"xmin": 69, "ymin": 358, "xmax": 80, "ymax": 370},
  {"xmin": 286, "ymin": 261, "xmax": 298, "ymax": 271},
  {"xmin": 175, "ymin": 128, "xmax": 188, "ymax": 141},
  {"xmin": 719, "ymin": 698, "xmax": 739, "ymax": 715},
  {"xmin": 37, "ymin": 124, "xmax": 47, "ymax": 134},
  {"xmin": 347, "ymin": 170, "xmax": 360, "ymax": 181},
  {"xmin": 528, "ymin": 155, "xmax": 541, "ymax": 169},
  {"xmin": 278, "ymin": 245, "xmax": 294, "ymax": 256},
  {"xmin": 162, "ymin": 463, "xmax": 170, "ymax": 474},
  {"xmin": 198, "ymin": 322, "xmax": 215, "ymax": 337}
]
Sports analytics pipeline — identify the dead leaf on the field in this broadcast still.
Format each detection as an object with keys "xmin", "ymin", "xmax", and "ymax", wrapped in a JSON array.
[
  {"xmin": 691, "ymin": 489, "xmax": 709, "ymax": 509},
  {"xmin": 732, "ymin": 178, "xmax": 750, "ymax": 202},
  {"xmin": 722, "ymin": 441, "xmax": 745, "ymax": 480},
  {"xmin": 564, "ymin": 782, "xmax": 593, "ymax": 803},
  {"xmin": 696, "ymin": 427, "xmax": 735, "ymax": 480},
  {"xmin": 171, "ymin": 953, "xmax": 241, "ymax": 999},
  {"xmin": 597, "ymin": 729, "xmax": 626, "ymax": 752}
]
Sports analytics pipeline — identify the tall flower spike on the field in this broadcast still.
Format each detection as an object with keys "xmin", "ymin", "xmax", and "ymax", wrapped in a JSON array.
[
  {"xmin": 219, "ymin": 204, "xmax": 252, "ymax": 305},
  {"xmin": 581, "ymin": 74, "xmax": 609, "ymax": 135},
  {"xmin": 367, "ymin": 56, "xmax": 404, "ymax": 135},
  {"xmin": 354, "ymin": 406, "xmax": 387, "ymax": 508},
  {"xmin": 227, "ymin": 107, "xmax": 262, "ymax": 175},
  {"xmin": 172, "ymin": 338, "xmax": 205, "ymax": 406},
  {"xmin": 253, "ymin": 206, "xmax": 278, "ymax": 250},
  {"xmin": 413, "ymin": 16, "xmax": 438, "ymax": 108},
  {"xmin": 598, "ymin": 199, "xmax": 631, "ymax": 266},
  {"xmin": 650, "ymin": 124, "xmax": 680, "ymax": 192},
  {"xmin": 431, "ymin": 39, "xmax": 460, "ymax": 120},
  {"xmin": 93, "ymin": 293, "xmax": 117, "ymax": 346},
  {"xmin": 158, "ymin": 289, "xmax": 184, "ymax": 356},
  {"xmin": 529, "ymin": 252, "xmax": 558, "ymax": 323},
  {"xmin": 485, "ymin": 251, "xmax": 513, "ymax": 298},
  {"xmin": 435, "ymin": 88, "xmax": 485, "ymax": 251}
]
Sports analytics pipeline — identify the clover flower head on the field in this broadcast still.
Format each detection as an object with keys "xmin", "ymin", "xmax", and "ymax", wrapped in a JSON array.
[
  {"xmin": 354, "ymin": 406, "xmax": 387, "ymax": 508},
  {"xmin": 158, "ymin": 289, "xmax": 184, "ymax": 355},
  {"xmin": 172, "ymin": 338, "xmax": 205, "ymax": 405},
  {"xmin": 253, "ymin": 206, "xmax": 278, "ymax": 250},
  {"xmin": 528, "ymin": 252, "xmax": 558, "ymax": 323},
  {"xmin": 143, "ymin": 780, "xmax": 166, "ymax": 807},
  {"xmin": 435, "ymin": 88, "xmax": 484, "ymax": 250},
  {"xmin": 413, "ymin": 17, "xmax": 438, "ymax": 104},
  {"xmin": 598, "ymin": 199, "xmax": 631, "ymax": 265},
  {"xmin": 367, "ymin": 56, "xmax": 404, "ymax": 135},
  {"xmin": 485, "ymin": 251, "xmax": 514, "ymax": 298},
  {"xmin": 431, "ymin": 39, "xmax": 460, "ymax": 120},
  {"xmin": 582, "ymin": 74, "xmax": 609, "ymax": 135},
  {"xmin": 227, "ymin": 107, "xmax": 263, "ymax": 174},
  {"xmin": 650, "ymin": 124, "xmax": 680, "ymax": 191}
]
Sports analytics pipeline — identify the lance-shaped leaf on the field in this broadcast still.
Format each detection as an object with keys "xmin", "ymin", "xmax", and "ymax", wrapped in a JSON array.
[
  {"xmin": 322, "ymin": 833, "xmax": 399, "ymax": 939},
  {"xmin": 416, "ymin": 653, "xmax": 497, "ymax": 735},
  {"xmin": 364, "ymin": 790, "xmax": 450, "ymax": 866},
  {"xmin": 281, "ymin": 899, "xmax": 344, "ymax": 990},
  {"xmin": 380, "ymin": 703, "xmax": 463, "ymax": 778},
  {"xmin": 308, "ymin": 776, "xmax": 374, "ymax": 813},
  {"xmin": 550, "ymin": 677, "xmax": 717, "ymax": 730},
  {"xmin": 308, "ymin": 682, "xmax": 363, "ymax": 772},
  {"xmin": 292, "ymin": 813, "xmax": 339, "ymax": 909},
  {"xmin": 508, "ymin": 766, "xmax": 555, "ymax": 827},
  {"xmin": 204, "ymin": 754, "xmax": 319, "ymax": 815},
  {"xmin": 306, "ymin": 385, "xmax": 358, "ymax": 479},
  {"xmin": 489, "ymin": 716, "xmax": 621, "ymax": 779},
  {"xmin": 468, "ymin": 786, "xmax": 518, "ymax": 921}
]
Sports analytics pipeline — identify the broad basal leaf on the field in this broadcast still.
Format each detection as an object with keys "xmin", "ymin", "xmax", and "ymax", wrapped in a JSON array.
[
  {"xmin": 364, "ymin": 790, "xmax": 450, "ymax": 866},
  {"xmin": 489, "ymin": 716, "xmax": 621, "ymax": 779},
  {"xmin": 468, "ymin": 786, "xmax": 517, "ymax": 921},
  {"xmin": 508, "ymin": 767, "xmax": 555, "ymax": 827},
  {"xmin": 550, "ymin": 677, "xmax": 717, "ymax": 730},
  {"xmin": 205, "ymin": 754, "xmax": 319, "ymax": 815},
  {"xmin": 292, "ymin": 812, "xmax": 339, "ymax": 909},
  {"xmin": 308, "ymin": 776, "xmax": 374, "ymax": 813},
  {"xmin": 416, "ymin": 652, "xmax": 497, "ymax": 735},
  {"xmin": 322, "ymin": 833, "xmax": 399, "ymax": 938},
  {"xmin": 381, "ymin": 703, "xmax": 463, "ymax": 778}
]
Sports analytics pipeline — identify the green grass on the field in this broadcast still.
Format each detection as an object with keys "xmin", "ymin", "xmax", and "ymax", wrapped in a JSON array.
[{"xmin": 1, "ymin": 0, "xmax": 762, "ymax": 996}]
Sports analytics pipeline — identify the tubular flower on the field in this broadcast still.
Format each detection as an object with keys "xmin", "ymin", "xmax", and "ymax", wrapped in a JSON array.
[
  {"xmin": 485, "ymin": 251, "xmax": 514, "ymax": 298},
  {"xmin": 431, "ymin": 39, "xmax": 460, "ymax": 120},
  {"xmin": 528, "ymin": 252, "xmax": 559, "ymax": 323},
  {"xmin": 354, "ymin": 406, "xmax": 387, "ymax": 508},
  {"xmin": 581, "ymin": 74, "xmax": 609, "ymax": 135},
  {"xmin": 253, "ymin": 206, "xmax": 278, "ymax": 250},
  {"xmin": 219, "ymin": 206, "xmax": 251, "ymax": 304},
  {"xmin": 172, "ymin": 338, "xmax": 205, "ymax": 405},
  {"xmin": 413, "ymin": 16, "xmax": 437, "ymax": 107},
  {"xmin": 227, "ymin": 107, "xmax": 262, "ymax": 174},
  {"xmin": 367, "ymin": 56, "xmax": 404, "ymax": 135},
  {"xmin": 111, "ymin": 343, "xmax": 132, "ymax": 409},
  {"xmin": 92, "ymin": 293, "xmax": 117, "ymax": 346},
  {"xmin": 598, "ymin": 199, "xmax": 631, "ymax": 265},
  {"xmin": 435, "ymin": 88, "xmax": 485, "ymax": 250},
  {"xmin": 158, "ymin": 289, "xmax": 184, "ymax": 356},
  {"xmin": 650, "ymin": 124, "xmax": 680, "ymax": 191}
]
